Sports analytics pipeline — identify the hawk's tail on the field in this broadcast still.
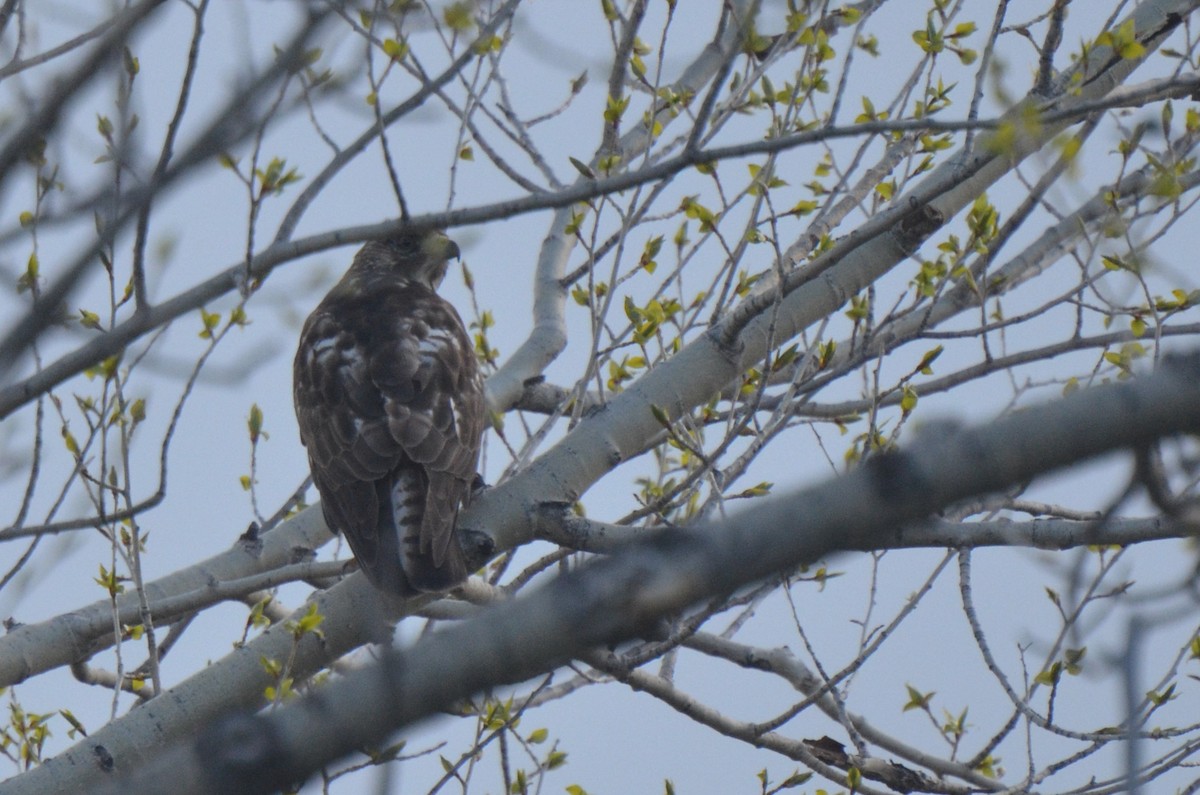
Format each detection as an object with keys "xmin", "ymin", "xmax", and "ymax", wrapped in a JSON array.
[{"xmin": 391, "ymin": 469, "xmax": 468, "ymax": 593}]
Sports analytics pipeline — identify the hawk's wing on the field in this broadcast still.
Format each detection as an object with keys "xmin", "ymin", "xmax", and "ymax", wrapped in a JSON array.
[{"xmin": 293, "ymin": 283, "xmax": 484, "ymax": 594}]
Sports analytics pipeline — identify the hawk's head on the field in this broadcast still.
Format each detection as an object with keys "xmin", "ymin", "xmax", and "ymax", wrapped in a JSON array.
[{"xmin": 349, "ymin": 228, "xmax": 461, "ymax": 291}]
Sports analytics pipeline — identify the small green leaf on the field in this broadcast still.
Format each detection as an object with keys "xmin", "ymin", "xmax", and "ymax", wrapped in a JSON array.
[
  {"xmin": 229, "ymin": 306, "xmax": 250, "ymax": 327},
  {"xmin": 603, "ymin": 94, "xmax": 630, "ymax": 125},
  {"xmin": 286, "ymin": 602, "xmax": 325, "ymax": 640},
  {"xmin": 974, "ymin": 754, "xmax": 1000, "ymax": 778},
  {"xmin": 94, "ymin": 564, "xmax": 127, "ymax": 597},
  {"xmin": 199, "ymin": 307, "xmax": 221, "ymax": 339},
  {"xmin": 1035, "ymin": 661, "xmax": 1062, "ymax": 686},
  {"xmin": 470, "ymin": 34, "xmax": 503, "ymax": 55},
  {"xmin": 248, "ymin": 403, "xmax": 267, "ymax": 444},
  {"xmin": 569, "ymin": 157, "xmax": 595, "ymax": 179},
  {"xmin": 1064, "ymin": 647, "xmax": 1086, "ymax": 675},
  {"xmin": 640, "ymin": 235, "xmax": 663, "ymax": 273},
  {"xmin": 915, "ymin": 345, "xmax": 943, "ymax": 375},
  {"xmin": 122, "ymin": 46, "xmax": 139, "ymax": 77},
  {"xmin": 736, "ymin": 482, "xmax": 772, "ymax": 499},
  {"xmin": 1146, "ymin": 683, "xmax": 1177, "ymax": 706},
  {"xmin": 62, "ymin": 427, "xmax": 80, "ymax": 457},
  {"xmin": 79, "ymin": 309, "xmax": 103, "ymax": 331},
  {"xmin": 59, "ymin": 709, "xmax": 87, "ymax": 738},
  {"xmin": 779, "ymin": 770, "xmax": 812, "ymax": 787},
  {"xmin": 443, "ymin": 1, "xmax": 474, "ymax": 30},
  {"xmin": 903, "ymin": 684, "xmax": 934, "ymax": 711},
  {"xmin": 382, "ymin": 37, "xmax": 409, "ymax": 61},
  {"xmin": 254, "ymin": 157, "xmax": 302, "ymax": 196}
]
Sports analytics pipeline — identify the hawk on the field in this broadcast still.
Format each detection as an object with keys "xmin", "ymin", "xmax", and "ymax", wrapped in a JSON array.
[{"xmin": 293, "ymin": 229, "xmax": 485, "ymax": 595}]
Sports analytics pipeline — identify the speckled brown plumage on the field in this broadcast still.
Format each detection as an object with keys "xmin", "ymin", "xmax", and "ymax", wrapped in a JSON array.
[{"xmin": 293, "ymin": 230, "xmax": 484, "ymax": 595}]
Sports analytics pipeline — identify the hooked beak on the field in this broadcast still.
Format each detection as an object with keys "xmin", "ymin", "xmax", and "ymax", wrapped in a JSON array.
[{"xmin": 423, "ymin": 231, "xmax": 460, "ymax": 261}]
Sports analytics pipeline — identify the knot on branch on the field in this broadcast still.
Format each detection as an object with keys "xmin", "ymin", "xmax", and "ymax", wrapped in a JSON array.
[
  {"xmin": 194, "ymin": 712, "xmax": 292, "ymax": 791},
  {"xmin": 802, "ymin": 736, "xmax": 937, "ymax": 794},
  {"xmin": 460, "ymin": 528, "xmax": 496, "ymax": 573},
  {"xmin": 1164, "ymin": 349, "xmax": 1200, "ymax": 384},
  {"xmin": 712, "ymin": 322, "xmax": 748, "ymax": 365},
  {"xmin": 893, "ymin": 199, "xmax": 945, "ymax": 256},
  {"xmin": 865, "ymin": 449, "xmax": 937, "ymax": 514},
  {"xmin": 91, "ymin": 744, "xmax": 114, "ymax": 773}
]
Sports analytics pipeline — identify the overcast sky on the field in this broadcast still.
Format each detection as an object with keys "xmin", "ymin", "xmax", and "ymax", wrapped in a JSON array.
[{"xmin": 1, "ymin": 1, "xmax": 1198, "ymax": 792}]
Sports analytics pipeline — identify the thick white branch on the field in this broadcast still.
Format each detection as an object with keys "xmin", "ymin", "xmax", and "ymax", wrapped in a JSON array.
[{"xmin": 0, "ymin": 505, "xmax": 331, "ymax": 688}]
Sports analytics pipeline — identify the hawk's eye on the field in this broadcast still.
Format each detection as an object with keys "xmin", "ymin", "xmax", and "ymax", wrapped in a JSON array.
[{"xmin": 393, "ymin": 235, "xmax": 420, "ymax": 256}]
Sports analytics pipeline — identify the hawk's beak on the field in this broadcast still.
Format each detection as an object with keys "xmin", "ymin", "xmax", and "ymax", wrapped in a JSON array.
[{"xmin": 424, "ymin": 232, "xmax": 460, "ymax": 261}]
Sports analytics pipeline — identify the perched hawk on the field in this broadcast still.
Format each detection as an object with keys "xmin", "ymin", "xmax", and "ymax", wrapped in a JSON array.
[{"xmin": 293, "ymin": 229, "xmax": 485, "ymax": 595}]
